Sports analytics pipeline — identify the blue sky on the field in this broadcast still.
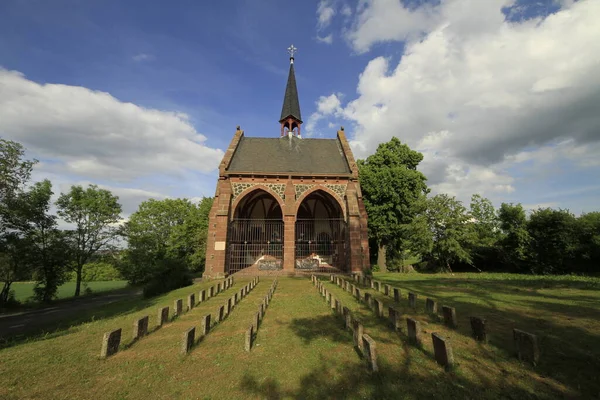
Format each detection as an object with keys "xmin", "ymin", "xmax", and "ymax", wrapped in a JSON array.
[{"xmin": 1, "ymin": 0, "xmax": 599, "ymax": 218}]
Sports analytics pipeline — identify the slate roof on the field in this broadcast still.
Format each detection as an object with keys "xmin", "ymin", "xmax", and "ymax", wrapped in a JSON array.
[
  {"xmin": 227, "ymin": 136, "xmax": 351, "ymax": 174},
  {"xmin": 279, "ymin": 63, "xmax": 302, "ymax": 122}
]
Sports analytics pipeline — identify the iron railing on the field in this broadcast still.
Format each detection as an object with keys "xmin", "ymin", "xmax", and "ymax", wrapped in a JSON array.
[
  {"xmin": 227, "ymin": 219, "xmax": 283, "ymax": 274},
  {"xmin": 295, "ymin": 219, "xmax": 347, "ymax": 272}
]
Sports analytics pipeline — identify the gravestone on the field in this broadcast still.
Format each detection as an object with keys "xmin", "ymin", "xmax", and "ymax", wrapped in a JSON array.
[
  {"xmin": 174, "ymin": 299, "xmax": 183, "ymax": 316},
  {"xmin": 352, "ymin": 319, "xmax": 364, "ymax": 353},
  {"xmin": 218, "ymin": 305, "xmax": 225, "ymax": 322},
  {"xmin": 355, "ymin": 288, "xmax": 361, "ymax": 300},
  {"xmin": 335, "ymin": 299, "xmax": 342, "ymax": 314},
  {"xmin": 326, "ymin": 290, "xmax": 331, "ymax": 303},
  {"xmin": 330, "ymin": 295, "xmax": 336, "ymax": 310},
  {"xmin": 254, "ymin": 311, "xmax": 260, "ymax": 330},
  {"xmin": 364, "ymin": 292, "xmax": 371, "ymax": 305},
  {"xmin": 362, "ymin": 334, "xmax": 379, "ymax": 372},
  {"xmin": 187, "ymin": 293, "xmax": 195, "ymax": 311},
  {"xmin": 470, "ymin": 317, "xmax": 487, "ymax": 342},
  {"xmin": 342, "ymin": 306, "xmax": 352, "ymax": 330},
  {"xmin": 201, "ymin": 290, "xmax": 206, "ymax": 302},
  {"xmin": 227, "ymin": 297, "xmax": 233, "ymax": 314},
  {"xmin": 245, "ymin": 325, "xmax": 253, "ymax": 352},
  {"xmin": 375, "ymin": 281, "xmax": 381, "ymax": 292},
  {"xmin": 350, "ymin": 284, "xmax": 356, "ymax": 294},
  {"xmin": 426, "ymin": 298, "xmax": 438, "ymax": 314},
  {"xmin": 432, "ymin": 333, "xmax": 454, "ymax": 369},
  {"xmin": 408, "ymin": 292, "xmax": 417, "ymax": 309},
  {"xmin": 209, "ymin": 286, "xmax": 214, "ymax": 298},
  {"xmin": 201, "ymin": 314, "xmax": 211, "ymax": 336},
  {"xmin": 407, "ymin": 318, "xmax": 422, "ymax": 345},
  {"xmin": 157, "ymin": 306, "xmax": 169, "ymax": 326},
  {"xmin": 234, "ymin": 292, "xmax": 239, "ymax": 304},
  {"xmin": 384, "ymin": 284, "xmax": 391, "ymax": 296},
  {"xmin": 100, "ymin": 328, "xmax": 121, "ymax": 358},
  {"xmin": 258, "ymin": 303, "xmax": 264, "ymax": 320},
  {"xmin": 330, "ymin": 274, "xmax": 334, "ymax": 282},
  {"xmin": 393, "ymin": 288, "xmax": 401, "ymax": 303},
  {"xmin": 370, "ymin": 279, "xmax": 375, "ymax": 289},
  {"xmin": 373, "ymin": 298, "xmax": 384, "ymax": 317},
  {"xmin": 132, "ymin": 315, "xmax": 149, "ymax": 340},
  {"xmin": 388, "ymin": 307, "xmax": 400, "ymax": 331},
  {"xmin": 217, "ymin": 283, "xmax": 221, "ymax": 294},
  {"xmin": 181, "ymin": 327, "xmax": 195, "ymax": 355},
  {"xmin": 442, "ymin": 306, "xmax": 458, "ymax": 328},
  {"xmin": 513, "ymin": 329, "xmax": 539, "ymax": 365}
]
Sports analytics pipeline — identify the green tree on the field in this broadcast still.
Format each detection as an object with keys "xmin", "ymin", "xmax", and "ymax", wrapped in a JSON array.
[
  {"xmin": 357, "ymin": 137, "xmax": 429, "ymax": 271},
  {"xmin": 122, "ymin": 197, "xmax": 212, "ymax": 286},
  {"xmin": 56, "ymin": 184, "xmax": 122, "ymax": 296},
  {"xmin": 528, "ymin": 208, "xmax": 578, "ymax": 274},
  {"xmin": 424, "ymin": 194, "xmax": 476, "ymax": 271},
  {"xmin": 0, "ymin": 139, "xmax": 37, "ymax": 304},
  {"xmin": 469, "ymin": 194, "xmax": 503, "ymax": 271},
  {"xmin": 576, "ymin": 212, "xmax": 600, "ymax": 274},
  {"xmin": 498, "ymin": 203, "xmax": 531, "ymax": 272}
]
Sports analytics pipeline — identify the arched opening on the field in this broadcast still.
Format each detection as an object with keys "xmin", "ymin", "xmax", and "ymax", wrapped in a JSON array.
[
  {"xmin": 227, "ymin": 189, "xmax": 283, "ymax": 274},
  {"xmin": 295, "ymin": 190, "xmax": 347, "ymax": 272}
]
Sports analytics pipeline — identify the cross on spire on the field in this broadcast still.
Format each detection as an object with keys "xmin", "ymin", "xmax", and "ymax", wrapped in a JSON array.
[{"xmin": 287, "ymin": 44, "xmax": 297, "ymax": 61}]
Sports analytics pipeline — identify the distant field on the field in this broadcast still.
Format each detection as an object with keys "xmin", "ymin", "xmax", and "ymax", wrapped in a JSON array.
[
  {"xmin": 11, "ymin": 281, "xmax": 129, "ymax": 302},
  {"xmin": 1, "ymin": 273, "xmax": 599, "ymax": 399}
]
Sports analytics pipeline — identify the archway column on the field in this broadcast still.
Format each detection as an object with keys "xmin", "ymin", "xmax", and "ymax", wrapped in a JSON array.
[{"xmin": 283, "ymin": 179, "xmax": 296, "ymax": 271}]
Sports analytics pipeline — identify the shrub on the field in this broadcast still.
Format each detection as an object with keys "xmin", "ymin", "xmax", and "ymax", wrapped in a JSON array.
[{"xmin": 142, "ymin": 258, "xmax": 193, "ymax": 298}]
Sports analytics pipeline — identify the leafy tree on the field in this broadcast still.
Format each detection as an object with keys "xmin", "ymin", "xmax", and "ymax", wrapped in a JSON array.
[
  {"xmin": 122, "ymin": 197, "xmax": 212, "ymax": 288},
  {"xmin": 498, "ymin": 203, "xmax": 531, "ymax": 272},
  {"xmin": 528, "ymin": 208, "xmax": 578, "ymax": 274},
  {"xmin": 576, "ymin": 212, "xmax": 600, "ymax": 274},
  {"xmin": 0, "ymin": 139, "xmax": 37, "ymax": 304},
  {"xmin": 469, "ymin": 194, "xmax": 501, "ymax": 246},
  {"xmin": 358, "ymin": 137, "xmax": 429, "ymax": 271},
  {"xmin": 56, "ymin": 184, "xmax": 122, "ymax": 296},
  {"xmin": 423, "ymin": 194, "xmax": 476, "ymax": 271},
  {"xmin": 17, "ymin": 180, "xmax": 70, "ymax": 302}
]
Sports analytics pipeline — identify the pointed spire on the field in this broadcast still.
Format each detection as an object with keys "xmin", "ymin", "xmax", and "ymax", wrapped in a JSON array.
[{"xmin": 280, "ymin": 45, "xmax": 302, "ymax": 137}]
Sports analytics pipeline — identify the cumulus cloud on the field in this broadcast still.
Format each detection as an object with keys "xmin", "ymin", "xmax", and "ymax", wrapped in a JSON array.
[
  {"xmin": 317, "ymin": 34, "xmax": 334, "ymax": 44},
  {"xmin": 0, "ymin": 69, "xmax": 224, "ymax": 182},
  {"xmin": 305, "ymin": 93, "xmax": 344, "ymax": 136},
  {"xmin": 317, "ymin": 0, "xmax": 336, "ymax": 29},
  {"xmin": 331, "ymin": 0, "xmax": 600, "ymax": 204}
]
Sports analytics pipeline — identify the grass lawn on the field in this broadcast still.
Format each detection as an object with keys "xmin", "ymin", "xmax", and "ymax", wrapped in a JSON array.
[
  {"xmin": 0, "ymin": 273, "xmax": 598, "ymax": 399},
  {"xmin": 10, "ymin": 280, "xmax": 129, "ymax": 303}
]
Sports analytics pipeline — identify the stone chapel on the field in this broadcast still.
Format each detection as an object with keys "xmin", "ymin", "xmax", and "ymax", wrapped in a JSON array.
[{"xmin": 204, "ymin": 47, "xmax": 369, "ymax": 277}]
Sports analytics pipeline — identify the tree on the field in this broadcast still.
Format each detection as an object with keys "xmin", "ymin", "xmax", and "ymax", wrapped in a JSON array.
[
  {"xmin": 0, "ymin": 139, "xmax": 37, "ymax": 304},
  {"xmin": 528, "ymin": 208, "xmax": 578, "ymax": 274},
  {"xmin": 121, "ymin": 197, "xmax": 211, "ymax": 287},
  {"xmin": 424, "ymin": 194, "xmax": 476, "ymax": 271},
  {"xmin": 358, "ymin": 137, "xmax": 429, "ymax": 271},
  {"xmin": 56, "ymin": 185, "xmax": 122, "ymax": 296},
  {"xmin": 498, "ymin": 203, "xmax": 531, "ymax": 272},
  {"xmin": 576, "ymin": 212, "xmax": 600, "ymax": 274},
  {"xmin": 469, "ymin": 194, "xmax": 502, "ymax": 271},
  {"xmin": 16, "ymin": 180, "xmax": 69, "ymax": 302}
]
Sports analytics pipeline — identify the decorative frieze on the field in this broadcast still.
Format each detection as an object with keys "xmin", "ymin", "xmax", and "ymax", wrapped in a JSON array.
[
  {"xmin": 231, "ymin": 182, "xmax": 286, "ymax": 202},
  {"xmin": 294, "ymin": 184, "xmax": 315, "ymax": 198},
  {"xmin": 325, "ymin": 184, "xmax": 347, "ymax": 200}
]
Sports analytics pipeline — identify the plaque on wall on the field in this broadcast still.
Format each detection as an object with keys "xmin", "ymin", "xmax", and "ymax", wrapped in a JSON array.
[{"xmin": 214, "ymin": 241, "xmax": 226, "ymax": 251}]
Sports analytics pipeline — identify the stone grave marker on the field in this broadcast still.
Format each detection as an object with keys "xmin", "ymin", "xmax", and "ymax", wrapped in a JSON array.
[
  {"xmin": 217, "ymin": 283, "xmax": 221, "ymax": 294},
  {"xmin": 393, "ymin": 288, "xmax": 401, "ymax": 303},
  {"xmin": 342, "ymin": 306, "xmax": 351, "ymax": 330},
  {"xmin": 407, "ymin": 318, "xmax": 422, "ymax": 345},
  {"xmin": 384, "ymin": 284, "xmax": 391, "ymax": 296},
  {"xmin": 426, "ymin": 298, "xmax": 438, "ymax": 314},
  {"xmin": 442, "ymin": 306, "xmax": 458, "ymax": 328},
  {"xmin": 388, "ymin": 307, "xmax": 400, "ymax": 331},
  {"xmin": 245, "ymin": 325, "xmax": 254, "ymax": 352},
  {"xmin": 181, "ymin": 327, "xmax": 195, "ymax": 355},
  {"xmin": 254, "ymin": 311, "xmax": 260, "ymax": 330},
  {"xmin": 209, "ymin": 286, "xmax": 214, "ymax": 298},
  {"xmin": 187, "ymin": 293, "xmax": 195, "ymax": 311},
  {"xmin": 326, "ymin": 290, "xmax": 331, "ymax": 303},
  {"xmin": 330, "ymin": 274, "xmax": 334, "ymax": 282},
  {"xmin": 408, "ymin": 292, "xmax": 417, "ymax": 309},
  {"xmin": 470, "ymin": 317, "xmax": 487, "ymax": 343},
  {"xmin": 132, "ymin": 315, "xmax": 149, "ymax": 341},
  {"xmin": 432, "ymin": 333, "xmax": 454, "ymax": 369},
  {"xmin": 362, "ymin": 334, "xmax": 379, "ymax": 372},
  {"xmin": 227, "ymin": 297, "xmax": 233, "ymax": 314},
  {"xmin": 373, "ymin": 298, "xmax": 384, "ymax": 317},
  {"xmin": 201, "ymin": 290, "xmax": 206, "ymax": 302},
  {"xmin": 218, "ymin": 305, "xmax": 225, "ymax": 322},
  {"xmin": 513, "ymin": 329, "xmax": 539, "ymax": 365},
  {"xmin": 174, "ymin": 299, "xmax": 183, "ymax": 316},
  {"xmin": 201, "ymin": 314, "xmax": 211, "ymax": 336},
  {"xmin": 157, "ymin": 306, "xmax": 169, "ymax": 326},
  {"xmin": 352, "ymin": 318, "xmax": 364, "ymax": 353},
  {"xmin": 100, "ymin": 328, "xmax": 121, "ymax": 358},
  {"xmin": 355, "ymin": 288, "xmax": 361, "ymax": 301},
  {"xmin": 330, "ymin": 295, "xmax": 336, "ymax": 310}
]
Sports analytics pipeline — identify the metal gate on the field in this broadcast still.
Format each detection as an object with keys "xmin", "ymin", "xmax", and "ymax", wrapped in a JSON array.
[
  {"xmin": 295, "ymin": 219, "xmax": 346, "ymax": 273},
  {"xmin": 227, "ymin": 219, "xmax": 283, "ymax": 274}
]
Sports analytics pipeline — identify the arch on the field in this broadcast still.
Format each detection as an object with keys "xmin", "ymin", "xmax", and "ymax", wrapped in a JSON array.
[
  {"xmin": 230, "ymin": 184, "xmax": 285, "ymax": 221},
  {"xmin": 294, "ymin": 185, "xmax": 346, "ymax": 219}
]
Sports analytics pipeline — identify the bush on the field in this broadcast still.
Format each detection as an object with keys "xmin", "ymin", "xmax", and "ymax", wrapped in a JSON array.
[
  {"xmin": 80, "ymin": 262, "xmax": 123, "ymax": 281},
  {"xmin": 142, "ymin": 258, "xmax": 193, "ymax": 298}
]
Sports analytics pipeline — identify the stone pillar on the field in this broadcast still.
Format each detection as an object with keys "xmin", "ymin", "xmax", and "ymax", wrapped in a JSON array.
[
  {"xmin": 205, "ymin": 178, "xmax": 232, "ymax": 278},
  {"xmin": 283, "ymin": 179, "xmax": 296, "ymax": 271}
]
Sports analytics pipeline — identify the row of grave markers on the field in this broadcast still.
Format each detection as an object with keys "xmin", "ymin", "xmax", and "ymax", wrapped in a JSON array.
[
  {"xmin": 100, "ymin": 276, "xmax": 234, "ymax": 358},
  {"xmin": 347, "ymin": 274, "xmax": 540, "ymax": 366},
  {"xmin": 245, "ymin": 279, "xmax": 278, "ymax": 352},
  {"xmin": 311, "ymin": 275, "xmax": 379, "ymax": 372},
  {"xmin": 182, "ymin": 277, "xmax": 260, "ymax": 355}
]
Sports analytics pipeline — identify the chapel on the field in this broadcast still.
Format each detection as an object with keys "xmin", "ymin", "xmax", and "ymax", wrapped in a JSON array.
[{"xmin": 204, "ymin": 46, "xmax": 369, "ymax": 277}]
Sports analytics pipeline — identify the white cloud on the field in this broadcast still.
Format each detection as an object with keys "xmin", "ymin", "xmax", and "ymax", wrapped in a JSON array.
[
  {"xmin": 305, "ymin": 93, "xmax": 344, "ymax": 136},
  {"xmin": 341, "ymin": 4, "xmax": 352, "ymax": 17},
  {"xmin": 317, "ymin": 34, "xmax": 334, "ymax": 44},
  {"xmin": 132, "ymin": 53, "xmax": 153, "ymax": 62},
  {"xmin": 317, "ymin": 0, "xmax": 336, "ymax": 29},
  {"xmin": 0, "ymin": 69, "xmax": 224, "ymax": 182},
  {"xmin": 335, "ymin": 0, "xmax": 600, "ymax": 206}
]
